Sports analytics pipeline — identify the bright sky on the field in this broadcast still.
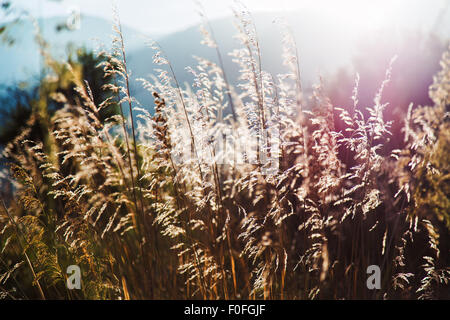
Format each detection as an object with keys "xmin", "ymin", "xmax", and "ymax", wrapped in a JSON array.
[{"xmin": 4, "ymin": 0, "xmax": 450, "ymax": 36}]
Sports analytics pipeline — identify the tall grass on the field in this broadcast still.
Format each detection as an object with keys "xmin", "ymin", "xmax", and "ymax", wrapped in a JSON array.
[{"xmin": 0, "ymin": 4, "xmax": 448, "ymax": 300}]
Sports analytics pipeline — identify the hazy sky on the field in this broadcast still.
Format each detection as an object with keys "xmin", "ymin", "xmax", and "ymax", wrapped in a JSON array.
[{"xmin": 5, "ymin": 0, "xmax": 450, "ymax": 36}]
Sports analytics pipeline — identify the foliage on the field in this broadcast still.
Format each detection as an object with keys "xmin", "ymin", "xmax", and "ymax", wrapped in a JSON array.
[{"xmin": 0, "ymin": 4, "xmax": 448, "ymax": 300}]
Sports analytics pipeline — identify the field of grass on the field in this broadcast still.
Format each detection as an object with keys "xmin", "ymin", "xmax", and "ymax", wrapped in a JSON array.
[{"xmin": 0, "ymin": 3, "xmax": 449, "ymax": 300}]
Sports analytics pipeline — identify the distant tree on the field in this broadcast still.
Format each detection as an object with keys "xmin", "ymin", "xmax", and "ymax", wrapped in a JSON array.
[
  {"xmin": 0, "ymin": 47, "xmax": 119, "ymax": 148},
  {"xmin": 0, "ymin": 85, "xmax": 37, "ymax": 146}
]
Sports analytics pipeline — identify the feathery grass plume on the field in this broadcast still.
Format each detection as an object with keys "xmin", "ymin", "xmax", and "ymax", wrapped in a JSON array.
[{"xmin": 1, "ymin": 5, "xmax": 448, "ymax": 300}]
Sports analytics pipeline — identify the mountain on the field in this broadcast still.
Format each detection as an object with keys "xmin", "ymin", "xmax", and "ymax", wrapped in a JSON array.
[
  {"xmin": 123, "ymin": 12, "xmax": 370, "ymax": 110},
  {"xmin": 2, "ymin": 9, "xmax": 448, "ymax": 114},
  {"xmin": 127, "ymin": 9, "xmax": 449, "ymax": 113},
  {"xmin": 127, "ymin": 10, "xmax": 361, "ymax": 105}
]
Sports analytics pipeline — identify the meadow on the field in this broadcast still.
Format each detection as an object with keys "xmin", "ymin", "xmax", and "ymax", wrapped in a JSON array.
[{"xmin": 0, "ymin": 3, "xmax": 449, "ymax": 300}]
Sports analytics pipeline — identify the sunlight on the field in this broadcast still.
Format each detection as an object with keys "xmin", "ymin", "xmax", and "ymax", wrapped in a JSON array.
[{"xmin": 286, "ymin": 0, "xmax": 402, "ymax": 31}]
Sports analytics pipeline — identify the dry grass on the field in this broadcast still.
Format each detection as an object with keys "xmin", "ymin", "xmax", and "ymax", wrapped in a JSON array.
[{"xmin": 0, "ymin": 4, "xmax": 448, "ymax": 300}]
